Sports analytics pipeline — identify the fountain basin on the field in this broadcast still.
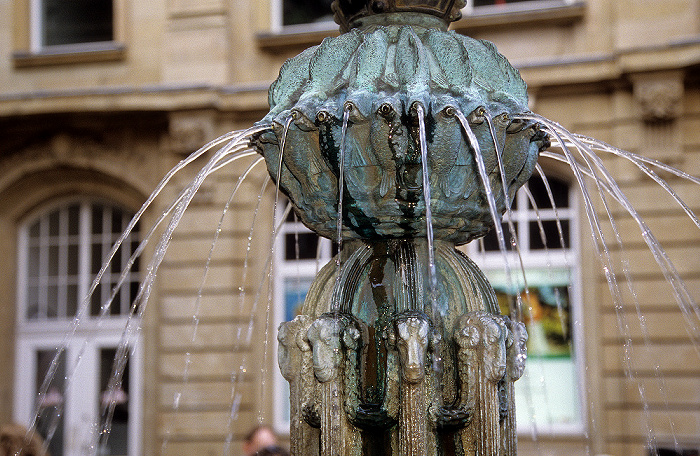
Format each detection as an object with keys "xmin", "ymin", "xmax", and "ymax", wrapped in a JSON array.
[{"xmin": 254, "ymin": 21, "xmax": 549, "ymax": 243}]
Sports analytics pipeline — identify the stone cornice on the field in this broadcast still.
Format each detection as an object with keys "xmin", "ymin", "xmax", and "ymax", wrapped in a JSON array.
[
  {"xmin": 451, "ymin": 0, "xmax": 585, "ymax": 34},
  {"xmin": 4, "ymin": 38, "xmax": 700, "ymax": 117},
  {"xmin": 0, "ymin": 83, "xmax": 271, "ymax": 117},
  {"xmin": 517, "ymin": 38, "xmax": 700, "ymax": 90},
  {"xmin": 12, "ymin": 43, "xmax": 127, "ymax": 68}
]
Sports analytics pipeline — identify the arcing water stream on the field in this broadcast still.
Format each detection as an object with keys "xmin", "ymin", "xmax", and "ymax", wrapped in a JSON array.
[
  {"xmin": 21, "ymin": 3, "xmax": 700, "ymax": 454},
  {"xmin": 25, "ymin": 106, "xmax": 700, "ymax": 454}
]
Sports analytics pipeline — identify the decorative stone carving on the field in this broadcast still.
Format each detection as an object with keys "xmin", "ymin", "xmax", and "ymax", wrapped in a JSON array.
[
  {"xmin": 307, "ymin": 316, "xmax": 345, "ymax": 383},
  {"xmin": 276, "ymin": 235, "xmax": 528, "ymax": 454},
  {"xmin": 506, "ymin": 318, "xmax": 528, "ymax": 382},
  {"xmin": 454, "ymin": 311, "xmax": 509, "ymax": 456},
  {"xmin": 168, "ymin": 110, "xmax": 215, "ymax": 153},
  {"xmin": 263, "ymin": 5, "xmax": 535, "ymax": 452},
  {"xmin": 278, "ymin": 315, "xmax": 318, "ymax": 456},
  {"xmin": 631, "ymin": 72, "xmax": 684, "ymax": 161},
  {"xmin": 390, "ymin": 312, "xmax": 431, "ymax": 384},
  {"xmin": 633, "ymin": 72, "xmax": 684, "ymax": 122},
  {"xmin": 254, "ymin": 23, "xmax": 549, "ymax": 244},
  {"xmin": 502, "ymin": 318, "xmax": 527, "ymax": 455},
  {"xmin": 305, "ymin": 314, "xmax": 362, "ymax": 456},
  {"xmin": 387, "ymin": 312, "xmax": 432, "ymax": 456}
]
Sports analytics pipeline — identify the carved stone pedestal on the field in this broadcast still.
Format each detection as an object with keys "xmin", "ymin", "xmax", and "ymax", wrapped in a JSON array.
[{"xmin": 278, "ymin": 240, "xmax": 527, "ymax": 456}]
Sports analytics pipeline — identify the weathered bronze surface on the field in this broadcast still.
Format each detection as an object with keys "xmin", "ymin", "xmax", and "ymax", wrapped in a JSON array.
[
  {"xmin": 255, "ymin": 19, "xmax": 548, "ymax": 244},
  {"xmin": 257, "ymin": 1, "xmax": 541, "ymax": 453}
]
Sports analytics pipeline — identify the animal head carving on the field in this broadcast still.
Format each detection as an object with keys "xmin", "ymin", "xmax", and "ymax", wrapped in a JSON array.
[
  {"xmin": 455, "ymin": 312, "xmax": 508, "ymax": 383},
  {"xmin": 307, "ymin": 315, "xmax": 344, "ymax": 383},
  {"xmin": 508, "ymin": 320, "xmax": 528, "ymax": 380},
  {"xmin": 390, "ymin": 312, "xmax": 432, "ymax": 383},
  {"xmin": 277, "ymin": 315, "xmax": 312, "ymax": 381}
]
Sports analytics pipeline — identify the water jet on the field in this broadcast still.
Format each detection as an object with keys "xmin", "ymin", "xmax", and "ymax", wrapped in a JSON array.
[
  {"xmin": 12, "ymin": 2, "xmax": 700, "ymax": 455},
  {"xmin": 255, "ymin": 1, "xmax": 548, "ymax": 453}
]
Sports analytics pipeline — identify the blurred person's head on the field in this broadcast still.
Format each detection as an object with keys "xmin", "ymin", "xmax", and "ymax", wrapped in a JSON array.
[
  {"xmin": 243, "ymin": 425, "xmax": 277, "ymax": 456},
  {"xmin": 0, "ymin": 423, "xmax": 46, "ymax": 456}
]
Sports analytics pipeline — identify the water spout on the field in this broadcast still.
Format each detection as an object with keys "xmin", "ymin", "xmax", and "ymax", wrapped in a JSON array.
[{"xmin": 23, "ymin": 1, "xmax": 700, "ymax": 455}]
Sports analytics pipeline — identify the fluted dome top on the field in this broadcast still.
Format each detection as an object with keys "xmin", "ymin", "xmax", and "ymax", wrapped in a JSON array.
[
  {"xmin": 255, "ymin": 25, "xmax": 547, "ymax": 244},
  {"xmin": 332, "ymin": 0, "xmax": 466, "ymax": 32}
]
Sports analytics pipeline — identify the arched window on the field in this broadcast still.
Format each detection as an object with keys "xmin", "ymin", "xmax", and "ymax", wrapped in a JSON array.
[
  {"xmin": 15, "ymin": 198, "xmax": 142, "ymax": 456},
  {"xmin": 470, "ymin": 173, "xmax": 583, "ymax": 434}
]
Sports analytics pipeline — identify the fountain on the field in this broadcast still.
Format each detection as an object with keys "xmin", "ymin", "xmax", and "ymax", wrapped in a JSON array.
[
  {"xmin": 19, "ymin": 1, "xmax": 700, "ymax": 455},
  {"xmin": 254, "ymin": 0, "xmax": 548, "ymax": 454}
]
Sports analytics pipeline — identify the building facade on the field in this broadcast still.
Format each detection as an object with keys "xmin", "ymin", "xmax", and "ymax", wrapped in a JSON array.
[{"xmin": 0, "ymin": 0, "xmax": 699, "ymax": 455}]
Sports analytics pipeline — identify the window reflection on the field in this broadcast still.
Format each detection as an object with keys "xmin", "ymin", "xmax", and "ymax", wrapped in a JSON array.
[{"xmin": 40, "ymin": 0, "xmax": 113, "ymax": 47}]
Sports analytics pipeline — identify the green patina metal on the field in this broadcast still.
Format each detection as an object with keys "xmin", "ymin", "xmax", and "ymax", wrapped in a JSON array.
[
  {"xmin": 256, "ymin": 1, "xmax": 545, "ymax": 454},
  {"xmin": 255, "ymin": 19, "xmax": 547, "ymax": 243}
]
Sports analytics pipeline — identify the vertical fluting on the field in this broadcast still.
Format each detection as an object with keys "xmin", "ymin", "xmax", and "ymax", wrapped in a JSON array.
[
  {"xmin": 322, "ymin": 381, "xmax": 343, "ymax": 456},
  {"xmin": 394, "ymin": 241, "xmax": 422, "ymax": 313},
  {"xmin": 478, "ymin": 375, "xmax": 500, "ymax": 456},
  {"xmin": 503, "ymin": 382, "xmax": 517, "ymax": 456},
  {"xmin": 399, "ymin": 382, "xmax": 427, "ymax": 456}
]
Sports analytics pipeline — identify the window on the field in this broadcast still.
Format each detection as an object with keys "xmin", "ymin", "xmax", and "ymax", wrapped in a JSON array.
[
  {"xmin": 269, "ymin": 0, "xmax": 336, "ymax": 34},
  {"xmin": 19, "ymin": 340, "xmax": 137, "ymax": 456},
  {"xmin": 13, "ymin": 0, "xmax": 125, "ymax": 67},
  {"xmin": 273, "ymin": 202, "xmax": 334, "ymax": 431},
  {"xmin": 15, "ymin": 199, "xmax": 142, "ymax": 456},
  {"xmin": 280, "ymin": 0, "xmax": 334, "ymax": 27},
  {"xmin": 473, "ymin": 0, "xmax": 538, "ymax": 5},
  {"xmin": 33, "ymin": 0, "xmax": 113, "ymax": 50},
  {"xmin": 470, "ymin": 174, "xmax": 583, "ymax": 433},
  {"xmin": 469, "ymin": 0, "xmax": 575, "ymax": 8},
  {"xmin": 459, "ymin": 0, "xmax": 585, "ymax": 27},
  {"xmin": 20, "ymin": 201, "xmax": 140, "ymax": 321},
  {"xmin": 275, "ymin": 203, "xmax": 335, "ymax": 324},
  {"xmin": 652, "ymin": 448, "xmax": 700, "ymax": 456},
  {"xmin": 262, "ymin": 0, "xmax": 584, "ymax": 52},
  {"xmin": 30, "ymin": 0, "xmax": 113, "ymax": 52}
]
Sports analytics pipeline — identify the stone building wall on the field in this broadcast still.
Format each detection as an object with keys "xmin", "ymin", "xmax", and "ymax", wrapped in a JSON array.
[{"xmin": 0, "ymin": 0, "xmax": 699, "ymax": 455}]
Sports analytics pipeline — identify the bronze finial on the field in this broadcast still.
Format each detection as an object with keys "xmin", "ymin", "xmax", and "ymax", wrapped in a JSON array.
[{"xmin": 332, "ymin": 0, "xmax": 466, "ymax": 32}]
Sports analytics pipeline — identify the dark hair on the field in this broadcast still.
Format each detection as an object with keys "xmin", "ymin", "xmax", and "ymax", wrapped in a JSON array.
[
  {"xmin": 244, "ymin": 425, "xmax": 273, "ymax": 443},
  {"xmin": 256, "ymin": 445, "xmax": 290, "ymax": 456}
]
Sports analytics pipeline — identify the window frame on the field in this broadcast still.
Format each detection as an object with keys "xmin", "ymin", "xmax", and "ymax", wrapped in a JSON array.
[
  {"xmin": 29, "ymin": 0, "xmax": 114, "ymax": 52},
  {"xmin": 267, "ymin": 0, "xmax": 582, "ymax": 32},
  {"xmin": 269, "ymin": 0, "xmax": 337, "ymax": 35},
  {"xmin": 463, "ymin": 0, "xmax": 580, "ymax": 15},
  {"xmin": 453, "ymin": 0, "xmax": 585, "ymax": 34},
  {"xmin": 468, "ymin": 173, "xmax": 586, "ymax": 436},
  {"xmin": 16, "ymin": 198, "xmax": 140, "ymax": 330},
  {"xmin": 12, "ymin": 0, "xmax": 126, "ymax": 67},
  {"xmin": 14, "ymin": 334, "xmax": 143, "ymax": 456},
  {"xmin": 259, "ymin": 0, "xmax": 584, "ymax": 53},
  {"xmin": 14, "ymin": 197, "xmax": 143, "ymax": 456},
  {"xmin": 272, "ymin": 201, "xmax": 334, "ymax": 434}
]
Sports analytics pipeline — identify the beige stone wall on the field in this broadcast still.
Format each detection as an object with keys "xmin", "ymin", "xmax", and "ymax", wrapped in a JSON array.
[
  {"xmin": 150, "ymin": 146, "xmax": 276, "ymax": 455},
  {"xmin": 529, "ymin": 63, "xmax": 700, "ymax": 454},
  {"xmin": 1, "ymin": 0, "xmax": 699, "ymax": 455}
]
